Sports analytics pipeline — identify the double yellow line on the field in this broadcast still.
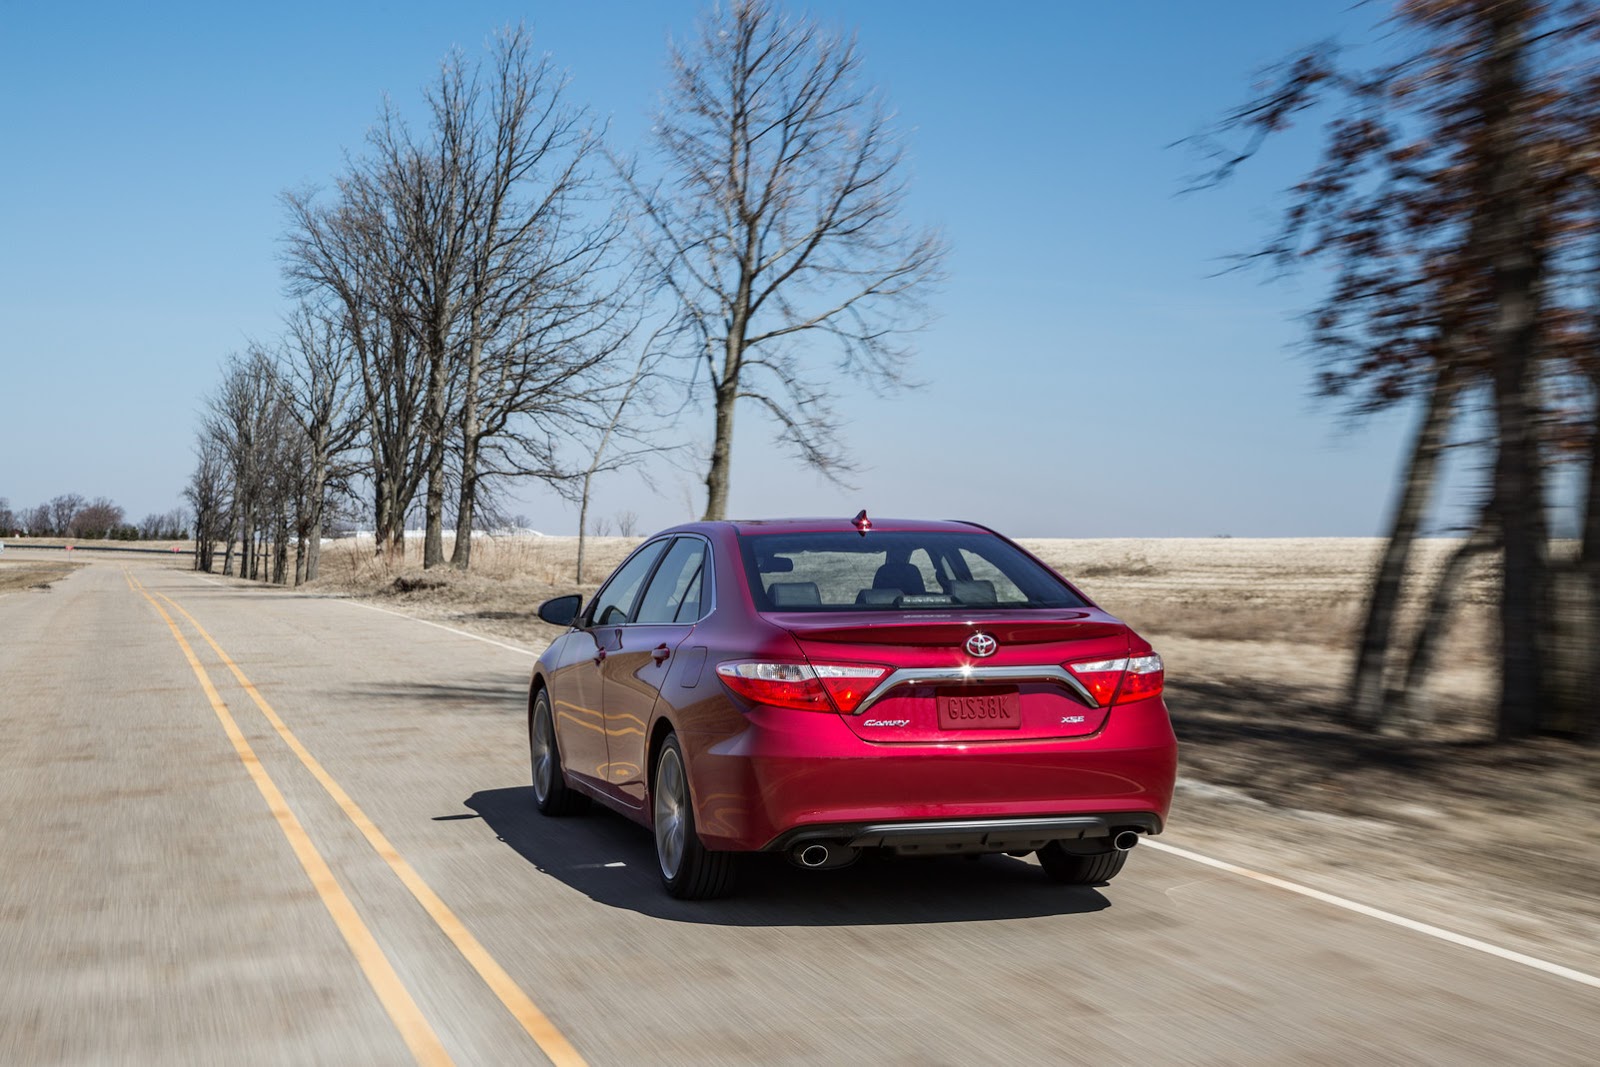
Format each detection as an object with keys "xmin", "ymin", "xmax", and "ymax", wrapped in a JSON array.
[{"xmin": 124, "ymin": 570, "xmax": 586, "ymax": 1067}]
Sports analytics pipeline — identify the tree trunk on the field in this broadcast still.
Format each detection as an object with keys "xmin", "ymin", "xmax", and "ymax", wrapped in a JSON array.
[
  {"xmin": 1349, "ymin": 362, "xmax": 1464, "ymax": 728},
  {"xmin": 1481, "ymin": 4, "xmax": 1547, "ymax": 740},
  {"xmin": 451, "ymin": 334, "xmax": 484, "ymax": 571},
  {"xmin": 1578, "ymin": 369, "xmax": 1600, "ymax": 743},
  {"xmin": 304, "ymin": 464, "xmax": 325, "ymax": 584},
  {"xmin": 423, "ymin": 448, "xmax": 446, "ymax": 568},
  {"xmin": 422, "ymin": 324, "xmax": 450, "ymax": 569},
  {"xmin": 451, "ymin": 461, "xmax": 477, "ymax": 571},
  {"xmin": 703, "ymin": 380, "xmax": 737, "ymax": 522},
  {"xmin": 1393, "ymin": 520, "xmax": 1498, "ymax": 732},
  {"xmin": 576, "ymin": 468, "xmax": 593, "ymax": 583}
]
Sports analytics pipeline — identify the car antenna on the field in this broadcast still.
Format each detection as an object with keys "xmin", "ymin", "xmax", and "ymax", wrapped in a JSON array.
[{"xmin": 852, "ymin": 509, "xmax": 872, "ymax": 536}]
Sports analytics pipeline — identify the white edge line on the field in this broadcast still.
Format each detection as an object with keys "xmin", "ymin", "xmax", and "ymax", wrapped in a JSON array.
[
  {"xmin": 338, "ymin": 597, "xmax": 537, "ymax": 657},
  {"xmin": 188, "ymin": 574, "xmax": 222, "ymax": 587},
  {"xmin": 1143, "ymin": 839, "xmax": 1600, "ymax": 990}
]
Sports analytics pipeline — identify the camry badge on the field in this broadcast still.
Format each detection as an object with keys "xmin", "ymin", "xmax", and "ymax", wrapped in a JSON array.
[{"xmin": 965, "ymin": 633, "xmax": 998, "ymax": 658}]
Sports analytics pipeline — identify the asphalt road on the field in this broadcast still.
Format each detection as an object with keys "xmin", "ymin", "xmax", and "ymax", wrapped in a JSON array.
[{"xmin": 2, "ymin": 554, "xmax": 1596, "ymax": 1065}]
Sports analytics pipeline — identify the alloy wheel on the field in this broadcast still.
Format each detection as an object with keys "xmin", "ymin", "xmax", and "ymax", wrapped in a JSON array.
[
  {"xmin": 654, "ymin": 745, "xmax": 687, "ymax": 880},
  {"xmin": 532, "ymin": 702, "xmax": 554, "ymax": 804}
]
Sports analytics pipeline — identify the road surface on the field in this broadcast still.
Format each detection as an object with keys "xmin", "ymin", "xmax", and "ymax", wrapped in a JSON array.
[{"xmin": 2, "ymin": 554, "xmax": 1595, "ymax": 1065}]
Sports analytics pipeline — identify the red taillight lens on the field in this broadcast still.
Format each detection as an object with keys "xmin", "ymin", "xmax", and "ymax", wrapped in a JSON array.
[
  {"xmin": 1118, "ymin": 654, "xmax": 1164, "ymax": 703},
  {"xmin": 1066, "ymin": 653, "xmax": 1164, "ymax": 706},
  {"xmin": 812, "ymin": 664, "xmax": 891, "ymax": 713},
  {"xmin": 715, "ymin": 661, "xmax": 889, "ymax": 713}
]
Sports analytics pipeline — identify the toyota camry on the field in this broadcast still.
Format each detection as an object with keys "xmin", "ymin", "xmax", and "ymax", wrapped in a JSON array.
[{"xmin": 529, "ymin": 514, "xmax": 1177, "ymax": 899}]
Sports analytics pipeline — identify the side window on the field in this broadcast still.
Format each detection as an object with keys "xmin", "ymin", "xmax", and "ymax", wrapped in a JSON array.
[
  {"xmin": 634, "ymin": 538, "xmax": 709, "ymax": 624},
  {"xmin": 586, "ymin": 540, "xmax": 668, "ymax": 626}
]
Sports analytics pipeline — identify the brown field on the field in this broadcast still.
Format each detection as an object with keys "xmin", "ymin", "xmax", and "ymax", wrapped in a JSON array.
[{"xmin": 0, "ymin": 557, "xmax": 84, "ymax": 593}]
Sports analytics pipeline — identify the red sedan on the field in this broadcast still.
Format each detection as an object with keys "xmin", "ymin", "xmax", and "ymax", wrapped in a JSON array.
[{"xmin": 529, "ymin": 514, "xmax": 1177, "ymax": 899}]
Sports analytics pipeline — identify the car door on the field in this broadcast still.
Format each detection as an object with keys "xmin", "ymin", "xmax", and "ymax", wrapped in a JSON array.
[
  {"xmin": 600, "ymin": 535, "xmax": 710, "ymax": 809},
  {"xmin": 554, "ymin": 539, "xmax": 669, "ymax": 792}
]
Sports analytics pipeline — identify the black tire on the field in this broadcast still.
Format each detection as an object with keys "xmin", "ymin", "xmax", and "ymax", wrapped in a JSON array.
[
  {"xmin": 530, "ymin": 689, "xmax": 588, "ymax": 816},
  {"xmin": 652, "ymin": 733, "xmax": 734, "ymax": 900},
  {"xmin": 1037, "ymin": 843, "xmax": 1128, "ymax": 885}
]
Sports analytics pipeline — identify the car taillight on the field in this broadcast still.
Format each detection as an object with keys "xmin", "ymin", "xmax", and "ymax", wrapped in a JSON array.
[
  {"xmin": 1066, "ymin": 653, "xmax": 1164, "ymax": 706},
  {"xmin": 715, "ymin": 661, "xmax": 889, "ymax": 713},
  {"xmin": 812, "ymin": 664, "xmax": 891, "ymax": 713}
]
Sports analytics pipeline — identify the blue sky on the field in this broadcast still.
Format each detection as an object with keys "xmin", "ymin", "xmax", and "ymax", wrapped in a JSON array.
[{"xmin": 0, "ymin": 0, "xmax": 1459, "ymax": 537}]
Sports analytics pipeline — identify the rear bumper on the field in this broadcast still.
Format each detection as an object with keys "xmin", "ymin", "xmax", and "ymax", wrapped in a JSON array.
[
  {"xmin": 681, "ymin": 696, "xmax": 1178, "ymax": 852},
  {"xmin": 767, "ymin": 812, "xmax": 1163, "ymax": 854}
]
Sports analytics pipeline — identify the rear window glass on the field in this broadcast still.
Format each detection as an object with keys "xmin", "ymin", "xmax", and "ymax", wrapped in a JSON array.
[{"xmin": 739, "ymin": 531, "xmax": 1087, "ymax": 613}]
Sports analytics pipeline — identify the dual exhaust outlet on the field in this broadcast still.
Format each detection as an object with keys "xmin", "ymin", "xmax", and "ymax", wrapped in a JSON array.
[{"xmin": 790, "ymin": 829, "xmax": 1142, "ymax": 869}]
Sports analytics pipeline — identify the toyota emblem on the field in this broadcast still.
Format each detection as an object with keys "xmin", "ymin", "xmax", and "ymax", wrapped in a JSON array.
[{"xmin": 965, "ymin": 632, "xmax": 998, "ymax": 658}]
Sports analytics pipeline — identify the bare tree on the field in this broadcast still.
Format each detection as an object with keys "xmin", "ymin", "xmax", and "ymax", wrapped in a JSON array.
[
  {"xmin": 284, "ymin": 176, "xmax": 431, "ymax": 559},
  {"xmin": 626, "ymin": 0, "xmax": 945, "ymax": 519},
  {"xmin": 23, "ymin": 504, "xmax": 51, "ymax": 537},
  {"xmin": 70, "ymin": 498, "xmax": 124, "ymax": 539},
  {"xmin": 0, "ymin": 499, "xmax": 16, "ymax": 536},
  {"xmin": 48, "ymin": 493, "xmax": 85, "ymax": 537},
  {"xmin": 428, "ymin": 29, "xmax": 634, "ymax": 570},
  {"xmin": 1193, "ymin": 0, "xmax": 1600, "ymax": 738},
  {"xmin": 279, "ymin": 302, "xmax": 363, "ymax": 582},
  {"xmin": 203, "ymin": 348, "xmax": 297, "ymax": 582}
]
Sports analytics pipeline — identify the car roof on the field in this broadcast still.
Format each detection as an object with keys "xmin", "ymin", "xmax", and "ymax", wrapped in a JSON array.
[{"xmin": 651, "ymin": 517, "xmax": 990, "ymax": 537}]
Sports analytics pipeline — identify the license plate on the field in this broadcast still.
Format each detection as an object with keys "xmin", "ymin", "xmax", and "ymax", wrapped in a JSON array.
[{"xmin": 936, "ymin": 687, "xmax": 1021, "ymax": 730}]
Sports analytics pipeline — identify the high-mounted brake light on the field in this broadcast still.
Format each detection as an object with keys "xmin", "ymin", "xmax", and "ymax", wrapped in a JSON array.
[
  {"xmin": 1066, "ymin": 653, "xmax": 1164, "ymax": 706},
  {"xmin": 852, "ymin": 509, "xmax": 872, "ymax": 535},
  {"xmin": 715, "ymin": 661, "xmax": 890, "ymax": 713}
]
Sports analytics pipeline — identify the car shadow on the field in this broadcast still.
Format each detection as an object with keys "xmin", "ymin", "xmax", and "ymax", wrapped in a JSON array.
[
  {"xmin": 461, "ymin": 786, "xmax": 1112, "ymax": 927},
  {"xmin": 348, "ymin": 672, "xmax": 529, "ymax": 713}
]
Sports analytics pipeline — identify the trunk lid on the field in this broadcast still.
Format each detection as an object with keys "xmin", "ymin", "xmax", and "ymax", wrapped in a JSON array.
[{"xmin": 770, "ymin": 608, "xmax": 1131, "ymax": 743}]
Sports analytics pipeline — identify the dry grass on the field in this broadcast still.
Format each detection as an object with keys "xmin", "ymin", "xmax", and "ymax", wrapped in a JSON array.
[
  {"xmin": 0, "ymin": 559, "xmax": 83, "ymax": 593},
  {"xmin": 308, "ymin": 534, "xmax": 1499, "ymax": 705},
  {"xmin": 1020, "ymin": 536, "xmax": 1497, "ymax": 652}
]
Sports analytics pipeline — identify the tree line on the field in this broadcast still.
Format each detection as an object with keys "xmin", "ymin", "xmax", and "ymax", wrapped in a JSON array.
[
  {"xmin": 0, "ymin": 495, "xmax": 187, "ymax": 541},
  {"xmin": 1195, "ymin": 0, "xmax": 1600, "ymax": 741},
  {"xmin": 188, "ymin": 1, "xmax": 943, "ymax": 585}
]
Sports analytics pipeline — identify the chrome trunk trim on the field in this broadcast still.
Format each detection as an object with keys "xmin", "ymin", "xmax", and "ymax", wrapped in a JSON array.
[{"xmin": 852, "ymin": 664, "xmax": 1097, "ymax": 714}]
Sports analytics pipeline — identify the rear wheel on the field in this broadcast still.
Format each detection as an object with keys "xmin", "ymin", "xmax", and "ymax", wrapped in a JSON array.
[
  {"xmin": 530, "ymin": 689, "xmax": 587, "ymax": 816},
  {"xmin": 652, "ymin": 734, "xmax": 733, "ymax": 900},
  {"xmin": 1037, "ymin": 843, "xmax": 1128, "ymax": 885}
]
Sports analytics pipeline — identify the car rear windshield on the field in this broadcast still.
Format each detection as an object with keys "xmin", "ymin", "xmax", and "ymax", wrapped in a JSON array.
[{"xmin": 738, "ymin": 530, "xmax": 1088, "ymax": 613}]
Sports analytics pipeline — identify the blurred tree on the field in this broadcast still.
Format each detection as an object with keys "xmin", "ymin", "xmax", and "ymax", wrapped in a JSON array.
[
  {"xmin": 48, "ymin": 494, "xmax": 85, "ymax": 537},
  {"xmin": 186, "ymin": 438, "xmax": 229, "ymax": 573},
  {"xmin": 72, "ymin": 498, "xmax": 124, "ymax": 539},
  {"xmin": 279, "ymin": 302, "xmax": 363, "ymax": 583},
  {"xmin": 285, "ymin": 27, "xmax": 631, "ymax": 571},
  {"xmin": 623, "ymin": 0, "xmax": 945, "ymax": 520},
  {"xmin": 1194, "ymin": 0, "xmax": 1600, "ymax": 739}
]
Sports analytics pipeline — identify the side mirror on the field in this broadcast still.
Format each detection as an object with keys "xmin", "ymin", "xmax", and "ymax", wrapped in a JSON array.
[{"xmin": 537, "ymin": 594, "xmax": 583, "ymax": 627}]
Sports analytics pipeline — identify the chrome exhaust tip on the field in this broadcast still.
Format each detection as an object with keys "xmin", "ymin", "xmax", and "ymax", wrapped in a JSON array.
[
  {"xmin": 798, "ymin": 844, "xmax": 830, "ymax": 868},
  {"xmin": 1111, "ymin": 830, "xmax": 1141, "ymax": 852}
]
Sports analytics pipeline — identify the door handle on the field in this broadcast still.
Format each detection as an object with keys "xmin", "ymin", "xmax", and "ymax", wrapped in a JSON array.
[{"xmin": 652, "ymin": 643, "xmax": 671, "ymax": 664}]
